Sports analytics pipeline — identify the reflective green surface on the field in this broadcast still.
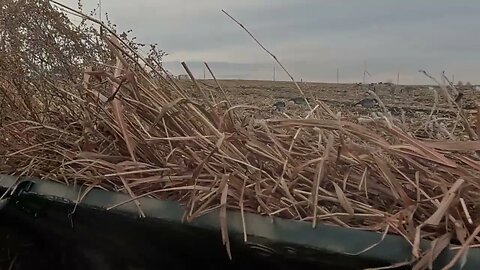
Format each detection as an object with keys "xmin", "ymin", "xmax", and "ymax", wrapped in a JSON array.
[{"xmin": 0, "ymin": 175, "xmax": 478, "ymax": 269}]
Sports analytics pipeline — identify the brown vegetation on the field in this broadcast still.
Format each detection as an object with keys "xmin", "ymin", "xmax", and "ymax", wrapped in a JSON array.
[{"xmin": 1, "ymin": 1, "xmax": 479, "ymax": 268}]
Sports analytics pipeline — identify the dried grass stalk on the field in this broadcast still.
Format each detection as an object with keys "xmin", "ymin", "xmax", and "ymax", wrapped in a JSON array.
[{"xmin": 1, "ymin": 2, "xmax": 479, "ymax": 268}]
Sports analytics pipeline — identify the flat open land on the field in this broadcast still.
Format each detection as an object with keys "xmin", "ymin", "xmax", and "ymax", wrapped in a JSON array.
[
  {"xmin": 186, "ymin": 79, "xmax": 478, "ymax": 117},
  {"xmin": 175, "ymin": 79, "xmax": 479, "ymax": 139}
]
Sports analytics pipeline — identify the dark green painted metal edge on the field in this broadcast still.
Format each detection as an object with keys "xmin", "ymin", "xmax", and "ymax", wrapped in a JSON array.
[{"xmin": 0, "ymin": 174, "xmax": 478, "ymax": 269}]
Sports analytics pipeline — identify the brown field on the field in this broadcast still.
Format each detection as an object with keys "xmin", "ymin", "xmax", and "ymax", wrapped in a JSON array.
[
  {"xmin": 185, "ymin": 79, "xmax": 478, "ymax": 120},
  {"xmin": 172, "ymin": 79, "xmax": 479, "ymax": 141},
  {"xmin": 197, "ymin": 79, "xmax": 476, "ymax": 109}
]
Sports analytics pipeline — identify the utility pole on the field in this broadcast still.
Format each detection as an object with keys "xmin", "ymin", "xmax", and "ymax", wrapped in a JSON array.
[
  {"xmin": 363, "ymin": 63, "xmax": 366, "ymax": 84},
  {"xmin": 397, "ymin": 72, "xmax": 400, "ymax": 85},
  {"xmin": 363, "ymin": 61, "xmax": 371, "ymax": 84},
  {"xmin": 336, "ymin": 67, "xmax": 339, "ymax": 84}
]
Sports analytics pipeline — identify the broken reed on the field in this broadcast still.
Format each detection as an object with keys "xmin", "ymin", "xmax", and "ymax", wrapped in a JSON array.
[{"xmin": 1, "ymin": 1, "xmax": 480, "ymax": 268}]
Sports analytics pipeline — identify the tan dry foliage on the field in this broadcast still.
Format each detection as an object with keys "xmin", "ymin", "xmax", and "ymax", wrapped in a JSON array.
[{"xmin": 1, "ymin": 1, "xmax": 479, "ymax": 269}]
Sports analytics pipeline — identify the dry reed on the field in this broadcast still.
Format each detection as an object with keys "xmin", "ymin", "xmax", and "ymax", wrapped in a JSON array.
[{"xmin": 1, "ymin": 1, "xmax": 479, "ymax": 268}]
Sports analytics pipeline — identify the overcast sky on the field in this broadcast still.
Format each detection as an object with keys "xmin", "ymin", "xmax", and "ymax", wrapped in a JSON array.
[{"xmin": 59, "ymin": 0, "xmax": 480, "ymax": 84}]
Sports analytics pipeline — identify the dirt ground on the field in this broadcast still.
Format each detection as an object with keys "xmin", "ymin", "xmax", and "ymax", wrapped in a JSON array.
[
  {"xmin": 175, "ymin": 79, "xmax": 479, "ymax": 139},
  {"xmin": 188, "ymin": 79, "xmax": 478, "ymax": 117}
]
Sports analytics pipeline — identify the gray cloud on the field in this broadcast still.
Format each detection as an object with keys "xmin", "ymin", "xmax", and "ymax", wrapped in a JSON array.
[{"xmin": 60, "ymin": 0, "xmax": 480, "ymax": 84}]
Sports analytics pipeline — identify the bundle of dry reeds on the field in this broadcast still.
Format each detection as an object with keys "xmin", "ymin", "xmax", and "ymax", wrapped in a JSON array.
[{"xmin": 1, "ymin": 1, "xmax": 479, "ymax": 268}]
